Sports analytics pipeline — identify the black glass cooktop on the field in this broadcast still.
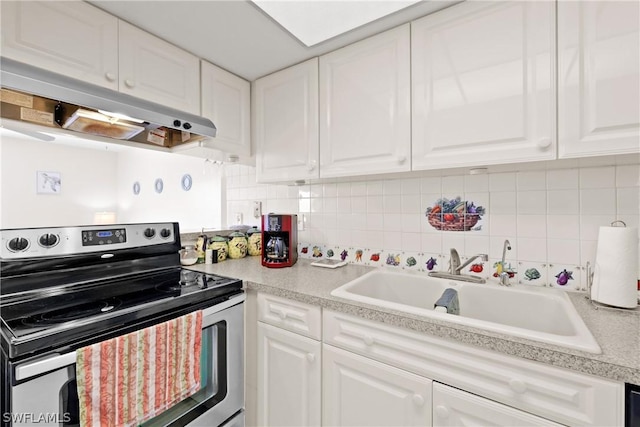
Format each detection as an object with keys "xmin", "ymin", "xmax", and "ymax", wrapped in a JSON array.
[{"xmin": 0, "ymin": 267, "xmax": 242, "ymax": 358}]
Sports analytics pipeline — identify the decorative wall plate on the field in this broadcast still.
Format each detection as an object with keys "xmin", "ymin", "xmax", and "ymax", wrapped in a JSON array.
[
  {"xmin": 154, "ymin": 178, "xmax": 164, "ymax": 194},
  {"xmin": 181, "ymin": 174, "xmax": 193, "ymax": 191},
  {"xmin": 133, "ymin": 181, "xmax": 140, "ymax": 195}
]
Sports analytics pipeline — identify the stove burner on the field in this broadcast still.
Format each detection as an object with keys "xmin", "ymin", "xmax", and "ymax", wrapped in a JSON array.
[{"xmin": 22, "ymin": 297, "xmax": 123, "ymax": 326}]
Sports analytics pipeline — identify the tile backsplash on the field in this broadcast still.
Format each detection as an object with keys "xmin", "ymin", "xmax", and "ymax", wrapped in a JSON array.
[{"xmin": 225, "ymin": 160, "xmax": 640, "ymax": 291}]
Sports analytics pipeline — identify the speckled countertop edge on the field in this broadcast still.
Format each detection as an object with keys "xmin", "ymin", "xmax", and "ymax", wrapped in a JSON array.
[{"xmin": 187, "ymin": 257, "xmax": 640, "ymax": 384}]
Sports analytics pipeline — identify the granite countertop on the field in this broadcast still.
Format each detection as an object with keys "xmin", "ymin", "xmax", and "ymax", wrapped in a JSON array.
[{"xmin": 187, "ymin": 257, "xmax": 640, "ymax": 385}]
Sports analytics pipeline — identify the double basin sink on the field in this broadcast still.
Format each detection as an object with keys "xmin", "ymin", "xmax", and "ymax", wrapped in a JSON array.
[{"xmin": 330, "ymin": 270, "xmax": 601, "ymax": 354}]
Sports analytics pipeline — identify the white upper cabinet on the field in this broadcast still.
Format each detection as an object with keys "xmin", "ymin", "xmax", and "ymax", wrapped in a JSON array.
[
  {"xmin": 201, "ymin": 61, "xmax": 251, "ymax": 156},
  {"xmin": 319, "ymin": 24, "xmax": 411, "ymax": 178},
  {"xmin": 411, "ymin": 1, "xmax": 556, "ymax": 170},
  {"xmin": 255, "ymin": 58, "xmax": 319, "ymax": 183},
  {"xmin": 118, "ymin": 21, "xmax": 200, "ymax": 115},
  {"xmin": 558, "ymin": 1, "xmax": 640, "ymax": 157},
  {"xmin": 1, "ymin": 1, "xmax": 119, "ymax": 90}
]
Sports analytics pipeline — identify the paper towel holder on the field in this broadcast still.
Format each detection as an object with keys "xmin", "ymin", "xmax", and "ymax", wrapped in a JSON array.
[
  {"xmin": 586, "ymin": 260, "xmax": 639, "ymax": 312},
  {"xmin": 610, "ymin": 220, "xmax": 627, "ymax": 227}
]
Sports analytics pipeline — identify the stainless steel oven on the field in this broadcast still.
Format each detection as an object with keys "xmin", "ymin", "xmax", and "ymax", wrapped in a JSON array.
[{"xmin": 0, "ymin": 223, "xmax": 244, "ymax": 427}]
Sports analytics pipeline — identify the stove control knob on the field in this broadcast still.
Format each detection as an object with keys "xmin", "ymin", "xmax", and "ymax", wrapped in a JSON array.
[
  {"xmin": 160, "ymin": 228, "xmax": 171, "ymax": 239},
  {"xmin": 143, "ymin": 228, "xmax": 156, "ymax": 239},
  {"xmin": 8, "ymin": 237, "xmax": 29, "ymax": 252},
  {"xmin": 38, "ymin": 233, "xmax": 59, "ymax": 247}
]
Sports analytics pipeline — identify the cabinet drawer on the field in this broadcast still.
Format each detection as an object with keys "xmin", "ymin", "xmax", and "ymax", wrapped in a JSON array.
[
  {"xmin": 324, "ymin": 310, "xmax": 623, "ymax": 427},
  {"xmin": 258, "ymin": 293, "xmax": 321, "ymax": 340},
  {"xmin": 433, "ymin": 382, "xmax": 561, "ymax": 426}
]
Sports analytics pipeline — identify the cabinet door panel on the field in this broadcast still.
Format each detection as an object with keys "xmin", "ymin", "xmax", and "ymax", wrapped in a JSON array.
[
  {"xmin": 432, "ymin": 383, "xmax": 561, "ymax": 427},
  {"xmin": 257, "ymin": 323, "xmax": 321, "ymax": 427},
  {"xmin": 412, "ymin": 1, "xmax": 555, "ymax": 169},
  {"xmin": 319, "ymin": 25, "xmax": 411, "ymax": 177},
  {"xmin": 323, "ymin": 344, "xmax": 432, "ymax": 427},
  {"xmin": 558, "ymin": 1, "xmax": 640, "ymax": 157},
  {"xmin": 255, "ymin": 58, "xmax": 319, "ymax": 183},
  {"xmin": 118, "ymin": 21, "xmax": 200, "ymax": 114},
  {"xmin": 201, "ymin": 61, "xmax": 250, "ymax": 156},
  {"xmin": 1, "ymin": 1, "xmax": 118, "ymax": 90}
]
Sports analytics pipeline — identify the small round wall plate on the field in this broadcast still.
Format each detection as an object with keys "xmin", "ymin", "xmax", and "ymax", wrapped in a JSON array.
[
  {"xmin": 181, "ymin": 174, "xmax": 192, "ymax": 191},
  {"xmin": 133, "ymin": 181, "xmax": 140, "ymax": 195},
  {"xmin": 154, "ymin": 178, "xmax": 164, "ymax": 194}
]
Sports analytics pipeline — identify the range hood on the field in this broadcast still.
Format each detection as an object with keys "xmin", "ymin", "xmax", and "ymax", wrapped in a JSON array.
[{"xmin": 0, "ymin": 58, "xmax": 216, "ymax": 147}]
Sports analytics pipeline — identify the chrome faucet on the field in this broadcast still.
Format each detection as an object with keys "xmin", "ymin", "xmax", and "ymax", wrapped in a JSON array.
[
  {"xmin": 449, "ymin": 249, "xmax": 489, "ymax": 274},
  {"xmin": 429, "ymin": 248, "xmax": 488, "ymax": 284},
  {"xmin": 499, "ymin": 239, "xmax": 512, "ymax": 286}
]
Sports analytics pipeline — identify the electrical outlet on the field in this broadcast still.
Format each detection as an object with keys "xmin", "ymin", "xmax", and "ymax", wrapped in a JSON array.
[
  {"xmin": 297, "ymin": 214, "xmax": 306, "ymax": 231},
  {"xmin": 234, "ymin": 212, "xmax": 243, "ymax": 225},
  {"xmin": 253, "ymin": 201, "xmax": 262, "ymax": 219}
]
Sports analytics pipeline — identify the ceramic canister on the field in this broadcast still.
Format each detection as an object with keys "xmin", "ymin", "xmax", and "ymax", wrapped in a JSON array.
[
  {"xmin": 208, "ymin": 236, "xmax": 229, "ymax": 262},
  {"xmin": 246, "ymin": 227, "xmax": 262, "ymax": 256},
  {"xmin": 228, "ymin": 231, "xmax": 248, "ymax": 259}
]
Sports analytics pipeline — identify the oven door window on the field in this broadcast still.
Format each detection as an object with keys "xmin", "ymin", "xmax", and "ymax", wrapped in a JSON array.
[{"xmin": 59, "ymin": 321, "xmax": 227, "ymax": 427}]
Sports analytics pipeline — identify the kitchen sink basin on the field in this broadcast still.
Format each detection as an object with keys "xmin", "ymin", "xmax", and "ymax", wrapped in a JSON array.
[{"xmin": 330, "ymin": 270, "xmax": 601, "ymax": 354}]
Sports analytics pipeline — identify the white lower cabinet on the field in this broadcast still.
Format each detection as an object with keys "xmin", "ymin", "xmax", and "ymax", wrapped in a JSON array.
[
  {"xmin": 323, "ymin": 344, "xmax": 432, "ymax": 426},
  {"xmin": 432, "ymin": 383, "xmax": 561, "ymax": 426},
  {"xmin": 257, "ymin": 322, "xmax": 321, "ymax": 427},
  {"xmin": 253, "ymin": 294, "xmax": 624, "ymax": 427}
]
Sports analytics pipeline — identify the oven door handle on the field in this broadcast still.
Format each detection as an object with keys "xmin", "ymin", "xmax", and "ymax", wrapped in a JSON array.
[{"xmin": 15, "ymin": 352, "xmax": 76, "ymax": 381}]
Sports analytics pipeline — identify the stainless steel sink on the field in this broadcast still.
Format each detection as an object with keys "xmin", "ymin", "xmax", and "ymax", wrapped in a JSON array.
[{"xmin": 330, "ymin": 270, "xmax": 601, "ymax": 354}]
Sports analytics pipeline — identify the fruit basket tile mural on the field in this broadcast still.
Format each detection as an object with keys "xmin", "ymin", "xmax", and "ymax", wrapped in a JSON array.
[{"xmin": 425, "ymin": 196, "xmax": 485, "ymax": 232}]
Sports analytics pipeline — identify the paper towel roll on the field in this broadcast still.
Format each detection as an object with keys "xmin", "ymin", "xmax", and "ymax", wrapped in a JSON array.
[{"xmin": 591, "ymin": 225, "xmax": 639, "ymax": 308}]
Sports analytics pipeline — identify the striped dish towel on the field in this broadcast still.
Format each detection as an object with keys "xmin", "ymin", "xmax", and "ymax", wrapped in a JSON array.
[{"xmin": 76, "ymin": 310, "xmax": 203, "ymax": 427}]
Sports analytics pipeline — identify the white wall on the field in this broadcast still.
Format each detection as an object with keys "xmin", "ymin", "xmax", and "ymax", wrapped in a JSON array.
[
  {"xmin": 0, "ymin": 132, "xmax": 118, "ymax": 227},
  {"xmin": 0, "ymin": 131, "xmax": 223, "ymax": 233},
  {"xmin": 116, "ymin": 149, "xmax": 223, "ymax": 233}
]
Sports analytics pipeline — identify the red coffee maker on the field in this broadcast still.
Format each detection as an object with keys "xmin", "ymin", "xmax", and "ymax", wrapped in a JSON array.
[{"xmin": 261, "ymin": 214, "xmax": 298, "ymax": 268}]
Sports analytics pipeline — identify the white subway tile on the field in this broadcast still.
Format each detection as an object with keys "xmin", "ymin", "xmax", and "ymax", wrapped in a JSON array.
[
  {"xmin": 464, "ymin": 235, "xmax": 490, "ymax": 257},
  {"xmin": 516, "ymin": 237, "xmax": 547, "ymax": 262},
  {"xmin": 351, "ymin": 196, "xmax": 367, "ymax": 213},
  {"xmin": 366, "ymin": 213, "xmax": 384, "ymax": 231},
  {"xmin": 421, "ymin": 233, "xmax": 443, "ymax": 254},
  {"xmin": 442, "ymin": 175, "xmax": 464, "ymax": 194},
  {"xmin": 402, "ymin": 194, "xmax": 422, "ymax": 214},
  {"xmin": 442, "ymin": 234, "xmax": 465, "ymax": 256},
  {"xmin": 367, "ymin": 195, "xmax": 384, "ymax": 213},
  {"xmin": 580, "ymin": 239, "xmax": 597, "ymax": 267},
  {"xmin": 401, "ymin": 232, "xmax": 422, "ymax": 252},
  {"xmin": 580, "ymin": 188, "xmax": 616, "ymax": 215},
  {"xmin": 310, "ymin": 198, "xmax": 323, "ymax": 213},
  {"xmin": 489, "ymin": 214, "xmax": 517, "ymax": 237},
  {"xmin": 401, "ymin": 178, "xmax": 421, "ymax": 194},
  {"xmin": 517, "ymin": 215, "xmax": 547, "ymax": 238},
  {"xmin": 337, "ymin": 197, "xmax": 351, "ymax": 214},
  {"xmin": 517, "ymin": 191, "xmax": 547, "ymax": 214},
  {"xmin": 617, "ymin": 165, "xmax": 640, "ymax": 187},
  {"xmin": 337, "ymin": 182, "xmax": 351, "ymax": 197},
  {"xmin": 421, "ymin": 176, "xmax": 442, "ymax": 193},
  {"xmin": 464, "ymin": 174, "xmax": 489, "ymax": 192},
  {"xmin": 547, "ymin": 169, "xmax": 579, "ymax": 190},
  {"xmin": 383, "ymin": 195, "xmax": 402, "ymax": 214},
  {"xmin": 383, "ymin": 179, "xmax": 402, "ymax": 195},
  {"xmin": 310, "ymin": 184, "xmax": 323, "ymax": 198},
  {"xmin": 617, "ymin": 188, "xmax": 640, "ymax": 215},
  {"xmin": 401, "ymin": 213, "xmax": 421, "ymax": 232},
  {"xmin": 547, "ymin": 215, "xmax": 580, "ymax": 240},
  {"xmin": 580, "ymin": 166, "xmax": 615, "ymax": 188},
  {"xmin": 298, "ymin": 199, "xmax": 311, "ymax": 213},
  {"xmin": 323, "ymin": 197, "xmax": 337, "ymax": 213},
  {"xmin": 579, "ymin": 215, "xmax": 613, "ymax": 240},
  {"xmin": 367, "ymin": 180, "xmax": 384, "ymax": 196},
  {"xmin": 516, "ymin": 171, "xmax": 546, "ymax": 191},
  {"xmin": 547, "ymin": 189, "xmax": 580, "ymax": 215},
  {"xmin": 383, "ymin": 213, "xmax": 403, "ymax": 232},
  {"xmin": 350, "ymin": 181, "xmax": 367, "ymax": 196},
  {"xmin": 490, "ymin": 192, "xmax": 517, "ymax": 214},
  {"xmin": 383, "ymin": 232, "xmax": 402, "ymax": 251},
  {"xmin": 489, "ymin": 172, "xmax": 517, "ymax": 192},
  {"xmin": 547, "ymin": 239, "xmax": 580, "ymax": 265}
]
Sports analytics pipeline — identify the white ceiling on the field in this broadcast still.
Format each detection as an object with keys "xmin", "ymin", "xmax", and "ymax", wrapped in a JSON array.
[{"xmin": 88, "ymin": 0, "xmax": 460, "ymax": 82}]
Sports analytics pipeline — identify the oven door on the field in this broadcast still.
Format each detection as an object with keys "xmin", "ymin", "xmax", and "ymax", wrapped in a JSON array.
[{"xmin": 7, "ymin": 296, "xmax": 244, "ymax": 427}]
